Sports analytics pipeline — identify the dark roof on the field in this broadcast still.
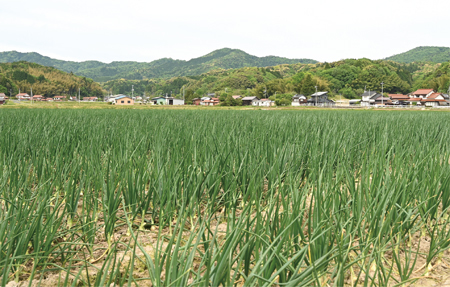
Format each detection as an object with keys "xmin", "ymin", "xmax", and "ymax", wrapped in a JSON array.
[{"xmin": 242, "ymin": 96, "xmax": 259, "ymax": 101}]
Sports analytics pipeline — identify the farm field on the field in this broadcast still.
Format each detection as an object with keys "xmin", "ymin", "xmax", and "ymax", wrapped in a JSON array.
[{"xmin": 1, "ymin": 109, "xmax": 450, "ymax": 286}]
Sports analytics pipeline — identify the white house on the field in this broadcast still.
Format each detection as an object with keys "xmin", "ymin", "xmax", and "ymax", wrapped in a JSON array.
[
  {"xmin": 292, "ymin": 94, "xmax": 307, "ymax": 106},
  {"xmin": 252, "ymin": 99, "xmax": 274, "ymax": 107},
  {"xmin": 16, "ymin": 93, "xmax": 30, "ymax": 100}
]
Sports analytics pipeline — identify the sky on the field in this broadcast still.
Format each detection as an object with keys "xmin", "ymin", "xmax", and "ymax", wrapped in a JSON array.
[{"xmin": 1, "ymin": 0, "xmax": 449, "ymax": 63}]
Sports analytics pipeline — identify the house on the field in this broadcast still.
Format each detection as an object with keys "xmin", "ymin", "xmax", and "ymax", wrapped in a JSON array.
[
  {"xmin": 69, "ymin": 96, "xmax": 79, "ymax": 101},
  {"xmin": 232, "ymin": 95, "xmax": 242, "ymax": 100},
  {"xmin": 152, "ymin": 97, "xmax": 166, "ymax": 105},
  {"xmin": 53, "ymin": 96, "xmax": 65, "ymax": 101},
  {"xmin": 16, "ymin": 93, "xmax": 30, "ymax": 100},
  {"xmin": 0, "ymin": 93, "xmax": 5, "ymax": 105},
  {"xmin": 192, "ymin": 98, "xmax": 201, "ymax": 105},
  {"xmin": 374, "ymin": 97, "xmax": 392, "ymax": 105},
  {"xmin": 151, "ymin": 97, "xmax": 184, "ymax": 105},
  {"xmin": 421, "ymin": 92, "xmax": 449, "ymax": 107},
  {"xmin": 292, "ymin": 94, "xmax": 307, "ymax": 106},
  {"xmin": 114, "ymin": 95, "xmax": 134, "ymax": 105},
  {"xmin": 45, "ymin": 98, "xmax": 54, "ymax": 102},
  {"xmin": 32, "ymin": 95, "xmax": 44, "ymax": 101},
  {"xmin": 411, "ymin": 89, "xmax": 434, "ymax": 99},
  {"xmin": 241, "ymin": 96, "xmax": 260, "ymax": 106},
  {"xmin": 360, "ymin": 91, "xmax": 382, "ymax": 106},
  {"xmin": 202, "ymin": 100, "xmax": 215, "ymax": 106},
  {"xmin": 166, "ymin": 97, "xmax": 184, "ymax": 105},
  {"xmin": 253, "ymin": 99, "xmax": 274, "ymax": 107},
  {"xmin": 389, "ymin": 94, "xmax": 409, "ymax": 105},
  {"xmin": 307, "ymin": 92, "xmax": 335, "ymax": 106}
]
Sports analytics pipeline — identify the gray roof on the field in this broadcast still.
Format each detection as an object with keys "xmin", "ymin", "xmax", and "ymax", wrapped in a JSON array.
[
  {"xmin": 310, "ymin": 92, "xmax": 328, "ymax": 97},
  {"xmin": 293, "ymin": 94, "xmax": 306, "ymax": 99},
  {"xmin": 242, "ymin": 96, "xmax": 259, "ymax": 101},
  {"xmin": 361, "ymin": 91, "xmax": 381, "ymax": 99}
]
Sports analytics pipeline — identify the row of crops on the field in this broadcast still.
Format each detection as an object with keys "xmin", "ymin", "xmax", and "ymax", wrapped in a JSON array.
[{"xmin": 1, "ymin": 109, "xmax": 450, "ymax": 286}]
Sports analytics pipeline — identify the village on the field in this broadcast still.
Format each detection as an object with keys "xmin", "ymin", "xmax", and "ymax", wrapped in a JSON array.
[{"xmin": 0, "ymin": 88, "xmax": 449, "ymax": 107}]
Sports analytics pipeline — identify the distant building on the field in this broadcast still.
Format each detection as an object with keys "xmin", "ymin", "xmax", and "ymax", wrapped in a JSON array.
[
  {"xmin": 241, "ymin": 96, "xmax": 260, "ymax": 106},
  {"xmin": 192, "ymin": 98, "xmax": 201, "ymax": 105},
  {"xmin": 292, "ymin": 94, "xmax": 307, "ymax": 106},
  {"xmin": 411, "ymin": 89, "xmax": 434, "ymax": 98},
  {"xmin": 16, "ymin": 93, "xmax": 30, "ymax": 100},
  {"xmin": 253, "ymin": 98, "xmax": 274, "ymax": 107},
  {"xmin": 389, "ymin": 94, "xmax": 409, "ymax": 105},
  {"xmin": 0, "ymin": 93, "xmax": 6, "ymax": 105},
  {"xmin": 308, "ymin": 92, "xmax": 335, "ymax": 106},
  {"xmin": 151, "ymin": 97, "xmax": 184, "ymax": 105},
  {"xmin": 152, "ymin": 97, "xmax": 166, "ymax": 105},
  {"xmin": 53, "ymin": 96, "xmax": 65, "ymax": 101},
  {"xmin": 360, "ymin": 91, "xmax": 382, "ymax": 106},
  {"xmin": 32, "ymin": 95, "xmax": 44, "ymax": 101},
  {"xmin": 115, "ymin": 95, "xmax": 134, "ymax": 105},
  {"xmin": 232, "ymin": 95, "xmax": 242, "ymax": 100}
]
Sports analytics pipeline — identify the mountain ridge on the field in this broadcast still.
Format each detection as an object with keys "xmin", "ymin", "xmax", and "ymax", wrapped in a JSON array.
[
  {"xmin": 385, "ymin": 46, "xmax": 450, "ymax": 63},
  {"xmin": 0, "ymin": 48, "xmax": 317, "ymax": 82}
]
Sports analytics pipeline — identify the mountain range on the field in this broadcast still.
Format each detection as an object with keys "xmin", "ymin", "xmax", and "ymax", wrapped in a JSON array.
[
  {"xmin": 0, "ymin": 49, "xmax": 317, "ymax": 82},
  {"xmin": 1, "ymin": 46, "xmax": 449, "ymax": 84},
  {"xmin": 385, "ymin": 46, "xmax": 450, "ymax": 63}
]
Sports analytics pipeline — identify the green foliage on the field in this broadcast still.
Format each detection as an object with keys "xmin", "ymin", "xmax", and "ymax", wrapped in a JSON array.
[
  {"xmin": 300, "ymin": 74, "xmax": 316, "ymax": 95},
  {"xmin": 386, "ymin": 46, "xmax": 450, "ymax": 63},
  {"xmin": 1, "ymin": 109, "xmax": 450, "ymax": 286},
  {"xmin": 0, "ymin": 62, "xmax": 104, "ymax": 97},
  {"xmin": 0, "ymin": 49, "xmax": 317, "ymax": 82},
  {"xmin": 339, "ymin": 87, "xmax": 357, "ymax": 99},
  {"xmin": 220, "ymin": 95, "xmax": 243, "ymax": 106}
]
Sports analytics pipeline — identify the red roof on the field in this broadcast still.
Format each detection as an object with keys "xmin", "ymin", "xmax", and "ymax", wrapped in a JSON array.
[
  {"xmin": 413, "ymin": 89, "xmax": 434, "ymax": 95},
  {"xmin": 427, "ymin": 93, "xmax": 442, "ymax": 99},
  {"xmin": 54, "ymin": 96, "xmax": 64, "ymax": 98},
  {"xmin": 408, "ymin": 98, "xmax": 423, "ymax": 101},
  {"xmin": 389, "ymin": 94, "xmax": 409, "ymax": 99}
]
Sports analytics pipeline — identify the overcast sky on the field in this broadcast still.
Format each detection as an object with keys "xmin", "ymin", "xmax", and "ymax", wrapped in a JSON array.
[{"xmin": 1, "ymin": 0, "xmax": 449, "ymax": 63}]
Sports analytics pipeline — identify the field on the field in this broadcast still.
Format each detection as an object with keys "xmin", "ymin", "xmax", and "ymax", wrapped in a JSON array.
[{"xmin": 1, "ymin": 109, "xmax": 450, "ymax": 286}]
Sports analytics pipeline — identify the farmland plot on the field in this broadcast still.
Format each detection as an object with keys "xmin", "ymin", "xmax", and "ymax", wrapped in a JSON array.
[{"xmin": 1, "ymin": 109, "xmax": 450, "ymax": 286}]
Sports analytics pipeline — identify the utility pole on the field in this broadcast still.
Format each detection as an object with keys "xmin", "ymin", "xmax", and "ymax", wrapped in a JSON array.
[
  {"xmin": 132, "ymin": 85, "xmax": 134, "ymax": 98},
  {"xmin": 31, "ymin": 87, "xmax": 33, "ymax": 104},
  {"xmin": 315, "ymin": 86, "xmax": 318, "ymax": 106},
  {"xmin": 381, "ymin": 82, "xmax": 384, "ymax": 106}
]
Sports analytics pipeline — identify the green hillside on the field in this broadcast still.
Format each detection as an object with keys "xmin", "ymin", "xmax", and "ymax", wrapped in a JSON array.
[
  {"xmin": 0, "ymin": 49, "xmax": 317, "ymax": 82},
  {"xmin": 103, "ymin": 58, "xmax": 427, "ymax": 103},
  {"xmin": 0, "ymin": 62, "xmax": 104, "ymax": 98},
  {"xmin": 385, "ymin": 46, "xmax": 450, "ymax": 63}
]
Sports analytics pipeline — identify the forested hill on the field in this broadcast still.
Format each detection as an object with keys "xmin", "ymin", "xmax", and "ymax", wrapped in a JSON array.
[
  {"xmin": 0, "ymin": 49, "xmax": 317, "ymax": 82},
  {"xmin": 385, "ymin": 46, "xmax": 450, "ymax": 63},
  {"xmin": 0, "ymin": 62, "xmax": 104, "ymax": 97}
]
